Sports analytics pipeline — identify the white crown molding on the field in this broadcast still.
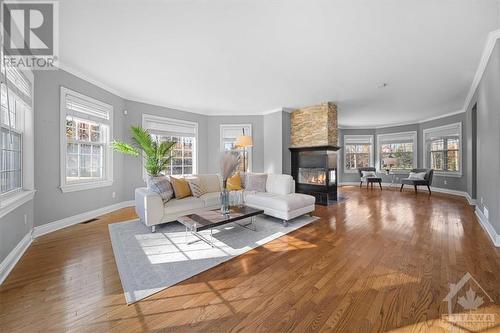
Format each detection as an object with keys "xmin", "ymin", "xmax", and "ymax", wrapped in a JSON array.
[
  {"xmin": 32, "ymin": 200, "xmax": 134, "ymax": 238},
  {"xmin": 339, "ymin": 109, "xmax": 465, "ymax": 130},
  {"xmin": 59, "ymin": 29, "xmax": 500, "ymax": 122},
  {"xmin": 475, "ymin": 206, "xmax": 500, "ymax": 247},
  {"xmin": 462, "ymin": 29, "xmax": 500, "ymax": 111},
  {"xmin": 0, "ymin": 232, "xmax": 32, "ymax": 285}
]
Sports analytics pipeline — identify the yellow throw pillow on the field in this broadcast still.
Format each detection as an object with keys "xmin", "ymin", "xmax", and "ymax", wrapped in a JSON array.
[
  {"xmin": 170, "ymin": 177, "xmax": 192, "ymax": 199},
  {"xmin": 226, "ymin": 172, "xmax": 242, "ymax": 191}
]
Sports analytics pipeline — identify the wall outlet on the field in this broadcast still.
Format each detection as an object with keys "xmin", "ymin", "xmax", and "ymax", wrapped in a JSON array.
[
  {"xmin": 481, "ymin": 197, "xmax": 484, "ymax": 205},
  {"xmin": 112, "ymin": 191, "xmax": 116, "ymax": 199},
  {"xmin": 484, "ymin": 206, "xmax": 489, "ymax": 220},
  {"xmin": 123, "ymin": 110, "xmax": 128, "ymax": 115},
  {"xmin": 443, "ymin": 180, "xmax": 447, "ymax": 185},
  {"xmin": 24, "ymin": 214, "xmax": 27, "ymax": 225}
]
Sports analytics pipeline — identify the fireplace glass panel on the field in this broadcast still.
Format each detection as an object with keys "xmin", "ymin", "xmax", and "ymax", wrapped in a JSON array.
[{"xmin": 298, "ymin": 168, "xmax": 327, "ymax": 185}]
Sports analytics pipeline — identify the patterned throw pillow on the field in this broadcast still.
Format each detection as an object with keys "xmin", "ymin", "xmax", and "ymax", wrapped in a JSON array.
[
  {"xmin": 170, "ymin": 177, "xmax": 192, "ymax": 199},
  {"xmin": 187, "ymin": 178, "xmax": 208, "ymax": 197},
  {"xmin": 146, "ymin": 175, "xmax": 173, "ymax": 202},
  {"xmin": 245, "ymin": 173, "xmax": 267, "ymax": 192}
]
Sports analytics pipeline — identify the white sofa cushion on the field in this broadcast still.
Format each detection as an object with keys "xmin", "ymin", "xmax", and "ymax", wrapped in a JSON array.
[
  {"xmin": 245, "ymin": 192, "xmax": 315, "ymax": 212},
  {"xmin": 266, "ymin": 174, "xmax": 294, "ymax": 195},
  {"xmin": 198, "ymin": 174, "xmax": 221, "ymax": 193},
  {"xmin": 164, "ymin": 197, "xmax": 205, "ymax": 215},
  {"xmin": 200, "ymin": 192, "xmax": 221, "ymax": 207}
]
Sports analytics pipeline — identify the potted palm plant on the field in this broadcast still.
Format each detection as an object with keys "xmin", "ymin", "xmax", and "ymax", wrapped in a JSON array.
[{"xmin": 111, "ymin": 126, "xmax": 176, "ymax": 187}]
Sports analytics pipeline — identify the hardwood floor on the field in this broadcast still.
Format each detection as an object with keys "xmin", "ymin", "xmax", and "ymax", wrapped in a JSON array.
[{"xmin": 1, "ymin": 187, "xmax": 500, "ymax": 332}]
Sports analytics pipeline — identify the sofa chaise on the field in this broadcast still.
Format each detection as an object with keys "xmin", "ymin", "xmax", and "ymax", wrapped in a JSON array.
[{"xmin": 135, "ymin": 173, "xmax": 316, "ymax": 232}]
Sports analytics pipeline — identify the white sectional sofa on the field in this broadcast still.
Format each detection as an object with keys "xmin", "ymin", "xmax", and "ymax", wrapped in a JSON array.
[{"xmin": 135, "ymin": 173, "xmax": 315, "ymax": 232}]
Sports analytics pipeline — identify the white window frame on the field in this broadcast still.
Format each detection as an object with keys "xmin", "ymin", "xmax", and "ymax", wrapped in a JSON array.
[
  {"xmin": 423, "ymin": 122, "xmax": 462, "ymax": 177},
  {"xmin": 0, "ymin": 68, "xmax": 35, "ymax": 219},
  {"xmin": 343, "ymin": 134, "xmax": 374, "ymax": 173},
  {"xmin": 220, "ymin": 124, "xmax": 252, "ymax": 172},
  {"xmin": 142, "ymin": 114, "xmax": 198, "ymax": 177},
  {"xmin": 376, "ymin": 131, "xmax": 418, "ymax": 172},
  {"xmin": 60, "ymin": 87, "xmax": 113, "ymax": 193}
]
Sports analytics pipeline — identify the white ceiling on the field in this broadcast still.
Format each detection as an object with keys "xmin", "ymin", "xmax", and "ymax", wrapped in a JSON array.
[{"xmin": 59, "ymin": 0, "xmax": 500, "ymax": 127}]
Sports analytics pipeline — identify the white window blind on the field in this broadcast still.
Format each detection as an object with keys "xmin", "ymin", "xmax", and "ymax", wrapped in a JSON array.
[
  {"xmin": 64, "ymin": 91, "xmax": 111, "ymax": 122},
  {"xmin": 142, "ymin": 114, "xmax": 198, "ymax": 175}
]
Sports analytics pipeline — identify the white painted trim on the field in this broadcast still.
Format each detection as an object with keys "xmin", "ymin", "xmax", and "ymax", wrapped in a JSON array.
[
  {"xmin": 261, "ymin": 108, "xmax": 284, "ymax": 115},
  {"xmin": 0, "ymin": 190, "xmax": 35, "ymax": 219},
  {"xmin": 32, "ymin": 200, "xmax": 134, "ymax": 238},
  {"xmin": 422, "ymin": 122, "xmax": 463, "ymax": 177},
  {"xmin": 465, "ymin": 192, "xmax": 477, "ymax": 206},
  {"xmin": 475, "ymin": 206, "xmax": 500, "ymax": 247},
  {"xmin": 338, "ymin": 182, "xmax": 471, "ymax": 199},
  {"xmin": 60, "ymin": 180, "xmax": 113, "ymax": 193},
  {"xmin": 0, "ymin": 232, "xmax": 32, "ymax": 285},
  {"xmin": 375, "ymin": 131, "xmax": 418, "ymax": 172},
  {"xmin": 463, "ymin": 29, "xmax": 500, "ymax": 111}
]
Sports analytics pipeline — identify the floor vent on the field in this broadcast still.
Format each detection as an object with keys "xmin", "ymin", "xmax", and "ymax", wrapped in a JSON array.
[{"xmin": 81, "ymin": 218, "xmax": 99, "ymax": 224}]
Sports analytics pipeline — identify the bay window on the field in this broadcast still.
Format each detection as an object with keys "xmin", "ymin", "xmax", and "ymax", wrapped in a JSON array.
[
  {"xmin": 377, "ymin": 131, "xmax": 417, "ymax": 171},
  {"xmin": 423, "ymin": 123, "xmax": 462, "ymax": 176},
  {"xmin": 343, "ymin": 135, "xmax": 373, "ymax": 172},
  {"xmin": 60, "ymin": 87, "xmax": 113, "ymax": 192},
  {"xmin": 142, "ymin": 114, "xmax": 198, "ymax": 176}
]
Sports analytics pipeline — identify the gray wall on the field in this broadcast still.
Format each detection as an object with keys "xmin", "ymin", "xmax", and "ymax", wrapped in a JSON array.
[
  {"xmin": 34, "ymin": 69, "xmax": 127, "ymax": 227},
  {"xmin": 263, "ymin": 111, "xmax": 283, "ymax": 174},
  {"xmin": 0, "ymin": 201, "xmax": 34, "ymax": 263},
  {"xmin": 465, "ymin": 41, "xmax": 500, "ymax": 234},
  {"xmin": 282, "ymin": 111, "xmax": 291, "ymax": 175},
  {"xmin": 206, "ymin": 115, "xmax": 265, "ymax": 173},
  {"xmin": 122, "ymin": 100, "xmax": 209, "ymax": 199},
  {"xmin": 338, "ymin": 112, "xmax": 468, "ymax": 192}
]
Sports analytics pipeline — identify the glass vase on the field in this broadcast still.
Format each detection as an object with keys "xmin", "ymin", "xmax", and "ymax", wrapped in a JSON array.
[{"xmin": 220, "ymin": 180, "xmax": 230, "ymax": 215}]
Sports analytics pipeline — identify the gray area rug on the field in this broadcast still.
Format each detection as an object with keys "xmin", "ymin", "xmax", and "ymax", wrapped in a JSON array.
[{"xmin": 109, "ymin": 214, "xmax": 318, "ymax": 304}]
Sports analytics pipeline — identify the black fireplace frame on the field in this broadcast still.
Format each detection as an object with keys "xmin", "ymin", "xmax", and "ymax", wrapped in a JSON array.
[{"xmin": 289, "ymin": 145, "xmax": 341, "ymax": 205}]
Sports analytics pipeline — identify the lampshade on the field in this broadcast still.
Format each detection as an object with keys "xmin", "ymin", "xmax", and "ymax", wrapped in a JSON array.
[{"xmin": 235, "ymin": 135, "xmax": 253, "ymax": 148}]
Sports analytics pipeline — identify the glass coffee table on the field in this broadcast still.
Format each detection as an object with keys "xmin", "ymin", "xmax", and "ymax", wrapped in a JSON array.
[{"xmin": 177, "ymin": 206, "xmax": 264, "ymax": 247}]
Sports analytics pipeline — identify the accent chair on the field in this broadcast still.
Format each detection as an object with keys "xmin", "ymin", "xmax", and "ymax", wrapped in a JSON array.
[{"xmin": 400, "ymin": 168, "xmax": 434, "ymax": 194}]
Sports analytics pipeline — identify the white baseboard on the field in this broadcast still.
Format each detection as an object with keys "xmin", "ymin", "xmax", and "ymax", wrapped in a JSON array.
[
  {"xmin": 475, "ymin": 207, "xmax": 500, "ymax": 247},
  {"xmin": 338, "ymin": 182, "xmax": 475, "ymax": 204},
  {"xmin": 33, "ymin": 200, "xmax": 135, "ymax": 238},
  {"xmin": 0, "ymin": 232, "xmax": 32, "ymax": 285}
]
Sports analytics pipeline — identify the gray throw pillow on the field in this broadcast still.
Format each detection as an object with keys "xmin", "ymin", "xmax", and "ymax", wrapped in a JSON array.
[
  {"xmin": 245, "ymin": 174, "xmax": 267, "ymax": 192},
  {"xmin": 147, "ymin": 175, "xmax": 173, "ymax": 202}
]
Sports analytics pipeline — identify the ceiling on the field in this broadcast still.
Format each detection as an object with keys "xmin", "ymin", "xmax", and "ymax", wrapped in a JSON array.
[{"xmin": 59, "ymin": 0, "xmax": 500, "ymax": 127}]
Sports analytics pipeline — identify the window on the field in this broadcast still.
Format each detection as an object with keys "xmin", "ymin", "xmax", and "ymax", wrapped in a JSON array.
[
  {"xmin": 343, "ymin": 135, "xmax": 373, "ymax": 172},
  {"xmin": 0, "ymin": 65, "xmax": 35, "ymax": 216},
  {"xmin": 143, "ymin": 114, "xmax": 198, "ymax": 176},
  {"xmin": 423, "ymin": 123, "xmax": 462, "ymax": 176},
  {"xmin": 377, "ymin": 131, "xmax": 417, "ymax": 171},
  {"xmin": 60, "ymin": 87, "xmax": 113, "ymax": 192},
  {"xmin": 1, "ymin": 85, "xmax": 23, "ymax": 195},
  {"xmin": 220, "ymin": 124, "xmax": 252, "ymax": 172}
]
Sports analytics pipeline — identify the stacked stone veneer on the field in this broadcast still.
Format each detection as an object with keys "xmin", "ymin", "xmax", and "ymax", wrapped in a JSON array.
[{"xmin": 290, "ymin": 102, "xmax": 338, "ymax": 147}]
